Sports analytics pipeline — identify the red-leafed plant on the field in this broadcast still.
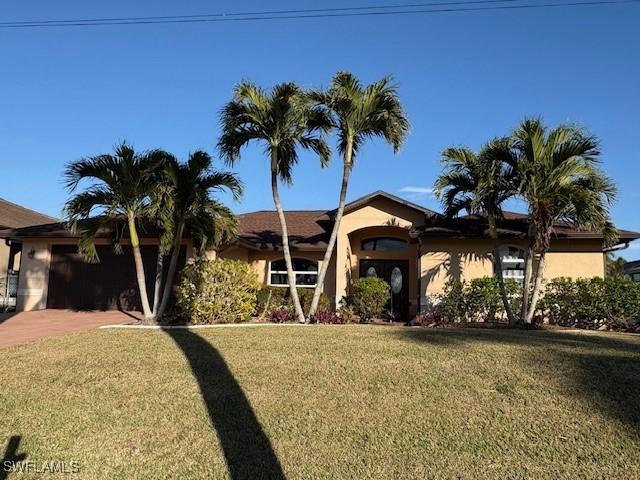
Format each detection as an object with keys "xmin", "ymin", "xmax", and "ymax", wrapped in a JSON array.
[
  {"xmin": 311, "ymin": 308, "xmax": 343, "ymax": 324},
  {"xmin": 270, "ymin": 307, "xmax": 294, "ymax": 323}
]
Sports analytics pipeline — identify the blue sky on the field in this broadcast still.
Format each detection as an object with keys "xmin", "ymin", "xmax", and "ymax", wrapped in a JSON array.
[{"xmin": 1, "ymin": 1, "xmax": 639, "ymax": 257}]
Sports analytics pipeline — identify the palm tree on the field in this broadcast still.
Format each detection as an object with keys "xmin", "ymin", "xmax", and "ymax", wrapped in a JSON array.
[
  {"xmin": 308, "ymin": 72, "xmax": 409, "ymax": 317},
  {"xmin": 434, "ymin": 139, "xmax": 518, "ymax": 325},
  {"xmin": 218, "ymin": 81, "xmax": 331, "ymax": 323},
  {"xmin": 605, "ymin": 252, "xmax": 626, "ymax": 278},
  {"xmin": 63, "ymin": 142, "xmax": 169, "ymax": 322},
  {"xmin": 155, "ymin": 151, "xmax": 242, "ymax": 319},
  {"xmin": 512, "ymin": 118, "xmax": 617, "ymax": 323}
]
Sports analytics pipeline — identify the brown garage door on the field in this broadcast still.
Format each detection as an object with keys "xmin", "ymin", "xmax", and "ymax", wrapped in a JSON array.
[{"xmin": 47, "ymin": 245, "xmax": 186, "ymax": 311}]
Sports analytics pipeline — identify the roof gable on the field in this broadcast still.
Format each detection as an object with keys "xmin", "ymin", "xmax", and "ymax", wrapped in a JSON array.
[{"xmin": 316, "ymin": 190, "xmax": 439, "ymax": 222}]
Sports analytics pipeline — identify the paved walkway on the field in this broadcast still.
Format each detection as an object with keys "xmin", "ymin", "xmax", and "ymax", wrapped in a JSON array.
[{"xmin": 0, "ymin": 310, "xmax": 140, "ymax": 347}]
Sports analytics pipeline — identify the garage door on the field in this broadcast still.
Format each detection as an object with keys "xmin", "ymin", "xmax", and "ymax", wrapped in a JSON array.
[{"xmin": 47, "ymin": 245, "xmax": 186, "ymax": 311}]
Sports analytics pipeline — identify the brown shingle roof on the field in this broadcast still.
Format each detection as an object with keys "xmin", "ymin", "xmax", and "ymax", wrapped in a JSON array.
[
  {"xmin": 236, "ymin": 210, "xmax": 329, "ymax": 251},
  {"xmin": 0, "ymin": 198, "xmax": 58, "ymax": 229},
  {"xmin": 416, "ymin": 211, "xmax": 640, "ymax": 243}
]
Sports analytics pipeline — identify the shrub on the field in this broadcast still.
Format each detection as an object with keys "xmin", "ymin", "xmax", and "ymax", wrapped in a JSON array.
[
  {"xmin": 436, "ymin": 277, "xmax": 520, "ymax": 324},
  {"xmin": 338, "ymin": 303, "xmax": 359, "ymax": 324},
  {"xmin": 350, "ymin": 277, "xmax": 391, "ymax": 322},
  {"xmin": 437, "ymin": 279, "xmax": 466, "ymax": 323},
  {"xmin": 538, "ymin": 277, "xmax": 640, "ymax": 330},
  {"xmin": 410, "ymin": 297, "xmax": 444, "ymax": 326},
  {"xmin": 311, "ymin": 308, "xmax": 342, "ymax": 324},
  {"xmin": 270, "ymin": 307, "xmax": 294, "ymax": 323},
  {"xmin": 255, "ymin": 286, "xmax": 329, "ymax": 319},
  {"xmin": 176, "ymin": 259, "xmax": 259, "ymax": 324}
]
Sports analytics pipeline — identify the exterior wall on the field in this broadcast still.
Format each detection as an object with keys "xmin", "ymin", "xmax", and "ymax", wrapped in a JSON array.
[
  {"xmin": 16, "ymin": 241, "xmax": 52, "ymax": 311},
  {"xmin": 0, "ymin": 241, "xmax": 9, "ymax": 288},
  {"xmin": 335, "ymin": 197, "xmax": 427, "ymax": 306},
  {"xmin": 15, "ymin": 237, "xmax": 195, "ymax": 312},
  {"xmin": 421, "ymin": 239, "xmax": 493, "ymax": 300},
  {"xmin": 218, "ymin": 248, "xmax": 335, "ymax": 299},
  {"xmin": 420, "ymin": 238, "xmax": 606, "ymax": 302},
  {"xmin": 545, "ymin": 240, "xmax": 605, "ymax": 279}
]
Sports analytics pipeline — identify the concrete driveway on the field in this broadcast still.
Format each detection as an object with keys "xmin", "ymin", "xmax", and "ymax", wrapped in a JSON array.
[{"xmin": 0, "ymin": 310, "xmax": 140, "ymax": 347}]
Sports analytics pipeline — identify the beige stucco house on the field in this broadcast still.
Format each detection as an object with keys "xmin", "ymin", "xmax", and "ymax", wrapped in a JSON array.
[
  {"xmin": 220, "ymin": 191, "xmax": 639, "ymax": 318},
  {"xmin": 2, "ymin": 191, "xmax": 638, "ymax": 317}
]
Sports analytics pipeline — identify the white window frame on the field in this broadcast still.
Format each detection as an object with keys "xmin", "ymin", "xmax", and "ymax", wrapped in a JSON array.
[
  {"xmin": 268, "ymin": 258, "xmax": 318, "ymax": 288},
  {"xmin": 498, "ymin": 245, "xmax": 526, "ymax": 282}
]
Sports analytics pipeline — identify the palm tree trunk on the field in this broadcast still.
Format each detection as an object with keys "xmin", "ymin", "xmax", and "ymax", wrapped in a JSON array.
[
  {"xmin": 520, "ymin": 222, "xmax": 535, "ymax": 323},
  {"xmin": 127, "ymin": 213, "xmax": 154, "ymax": 322},
  {"xmin": 270, "ymin": 162, "xmax": 305, "ymax": 323},
  {"xmin": 156, "ymin": 222, "xmax": 185, "ymax": 319},
  {"xmin": 152, "ymin": 250, "xmax": 164, "ymax": 316},
  {"xmin": 525, "ymin": 251, "xmax": 546, "ymax": 324},
  {"xmin": 309, "ymin": 140, "xmax": 353, "ymax": 318},
  {"xmin": 487, "ymin": 213, "xmax": 516, "ymax": 325}
]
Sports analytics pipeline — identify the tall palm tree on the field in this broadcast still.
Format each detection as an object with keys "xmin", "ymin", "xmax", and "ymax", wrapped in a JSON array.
[
  {"xmin": 434, "ymin": 138, "xmax": 518, "ymax": 325},
  {"xmin": 308, "ymin": 72, "xmax": 409, "ymax": 317},
  {"xmin": 512, "ymin": 118, "xmax": 617, "ymax": 323},
  {"xmin": 155, "ymin": 151, "xmax": 242, "ymax": 319},
  {"xmin": 218, "ymin": 81, "xmax": 331, "ymax": 323},
  {"xmin": 63, "ymin": 142, "xmax": 169, "ymax": 322}
]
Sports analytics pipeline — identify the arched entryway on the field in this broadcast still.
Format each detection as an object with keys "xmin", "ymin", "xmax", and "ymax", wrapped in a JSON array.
[{"xmin": 347, "ymin": 226, "xmax": 419, "ymax": 320}]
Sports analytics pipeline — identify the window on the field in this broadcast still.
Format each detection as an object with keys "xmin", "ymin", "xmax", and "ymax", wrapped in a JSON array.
[
  {"xmin": 269, "ymin": 258, "xmax": 318, "ymax": 287},
  {"xmin": 498, "ymin": 246, "xmax": 525, "ymax": 282},
  {"xmin": 361, "ymin": 237, "xmax": 407, "ymax": 251}
]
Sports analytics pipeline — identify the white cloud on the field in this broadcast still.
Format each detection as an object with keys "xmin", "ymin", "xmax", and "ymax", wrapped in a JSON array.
[{"xmin": 398, "ymin": 186, "xmax": 434, "ymax": 199}]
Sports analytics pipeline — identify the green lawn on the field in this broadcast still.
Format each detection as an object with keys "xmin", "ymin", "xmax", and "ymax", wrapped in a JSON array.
[{"xmin": 1, "ymin": 325, "xmax": 639, "ymax": 479}]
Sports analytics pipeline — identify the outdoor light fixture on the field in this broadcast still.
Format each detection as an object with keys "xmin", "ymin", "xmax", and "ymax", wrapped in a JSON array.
[{"xmin": 27, "ymin": 247, "xmax": 36, "ymax": 259}]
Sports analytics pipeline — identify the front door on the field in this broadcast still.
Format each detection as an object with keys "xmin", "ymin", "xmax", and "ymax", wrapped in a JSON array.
[{"xmin": 359, "ymin": 259, "xmax": 409, "ymax": 320}]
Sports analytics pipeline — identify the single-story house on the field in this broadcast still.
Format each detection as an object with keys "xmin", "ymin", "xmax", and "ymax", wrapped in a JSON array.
[
  {"xmin": 2, "ymin": 190, "xmax": 639, "ymax": 317},
  {"xmin": 1, "ymin": 198, "xmax": 58, "ymax": 307},
  {"xmin": 624, "ymin": 260, "xmax": 640, "ymax": 283}
]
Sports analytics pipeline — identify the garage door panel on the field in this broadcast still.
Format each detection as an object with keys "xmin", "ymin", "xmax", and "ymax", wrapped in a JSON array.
[{"xmin": 47, "ymin": 245, "xmax": 186, "ymax": 311}]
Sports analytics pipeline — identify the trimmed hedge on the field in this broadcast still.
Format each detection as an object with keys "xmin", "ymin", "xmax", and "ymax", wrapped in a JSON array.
[
  {"xmin": 537, "ymin": 277, "xmax": 640, "ymax": 330},
  {"xmin": 176, "ymin": 259, "xmax": 259, "ymax": 324},
  {"xmin": 436, "ymin": 277, "xmax": 520, "ymax": 324}
]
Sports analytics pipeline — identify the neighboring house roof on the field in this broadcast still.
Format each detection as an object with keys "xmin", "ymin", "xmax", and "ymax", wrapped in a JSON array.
[
  {"xmin": 415, "ymin": 211, "xmax": 640, "ymax": 243},
  {"xmin": 0, "ymin": 217, "xmax": 162, "ymax": 240},
  {"xmin": 624, "ymin": 260, "xmax": 640, "ymax": 275},
  {"xmin": 0, "ymin": 198, "xmax": 58, "ymax": 229},
  {"xmin": 236, "ymin": 210, "xmax": 329, "ymax": 251}
]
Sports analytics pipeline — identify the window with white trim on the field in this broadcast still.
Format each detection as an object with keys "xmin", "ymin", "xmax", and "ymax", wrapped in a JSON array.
[
  {"xmin": 498, "ymin": 246, "xmax": 525, "ymax": 282},
  {"xmin": 269, "ymin": 258, "xmax": 318, "ymax": 287}
]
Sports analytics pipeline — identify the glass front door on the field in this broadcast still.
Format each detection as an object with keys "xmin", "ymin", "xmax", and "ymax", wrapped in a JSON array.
[{"xmin": 358, "ymin": 259, "xmax": 409, "ymax": 320}]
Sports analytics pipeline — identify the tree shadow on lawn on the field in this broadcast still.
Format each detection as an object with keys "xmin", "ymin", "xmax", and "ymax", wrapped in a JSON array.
[
  {"xmin": 165, "ymin": 329, "xmax": 285, "ymax": 480},
  {"xmin": 1, "ymin": 435, "xmax": 26, "ymax": 480},
  {"xmin": 396, "ymin": 328, "xmax": 640, "ymax": 435}
]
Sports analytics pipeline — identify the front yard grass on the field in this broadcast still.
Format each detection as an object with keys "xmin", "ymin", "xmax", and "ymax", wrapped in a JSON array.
[{"xmin": 1, "ymin": 325, "xmax": 639, "ymax": 479}]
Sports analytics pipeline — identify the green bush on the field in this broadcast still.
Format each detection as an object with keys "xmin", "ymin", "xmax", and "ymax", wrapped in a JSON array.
[
  {"xmin": 538, "ymin": 277, "xmax": 640, "ymax": 329},
  {"xmin": 176, "ymin": 259, "xmax": 259, "ymax": 324},
  {"xmin": 350, "ymin": 277, "xmax": 391, "ymax": 322},
  {"xmin": 255, "ymin": 286, "xmax": 329, "ymax": 319},
  {"xmin": 338, "ymin": 302, "xmax": 359, "ymax": 324},
  {"xmin": 437, "ymin": 277, "xmax": 520, "ymax": 323}
]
